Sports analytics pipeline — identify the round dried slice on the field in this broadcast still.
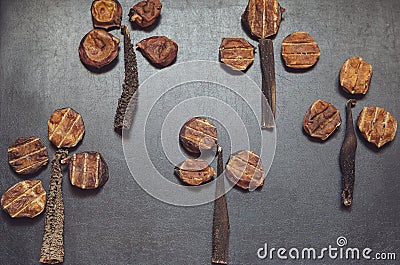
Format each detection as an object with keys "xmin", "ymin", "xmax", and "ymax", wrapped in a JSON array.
[
  {"xmin": 174, "ymin": 159, "xmax": 215, "ymax": 185},
  {"xmin": 303, "ymin": 100, "xmax": 341, "ymax": 140},
  {"xmin": 48, "ymin": 108, "xmax": 85, "ymax": 148},
  {"xmin": 219, "ymin": 37, "xmax": 255, "ymax": 71},
  {"xmin": 8, "ymin": 136, "xmax": 48, "ymax": 175},
  {"xmin": 129, "ymin": 0, "xmax": 162, "ymax": 28},
  {"xmin": 78, "ymin": 29, "xmax": 120, "ymax": 69},
  {"xmin": 136, "ymin": 36, "xmax": 178, "ymax": 67},
  {"xmin": 225, "ymin": 150, "xmax": 264, "ymax": 190},
  {"xmin": 179, "ymin": 117, "xmax": 218, "ymax": 154},
  {"xmin": 281, "ymin": 32, "xmax": 321, "ymax": 69},
  {"xmin": 357, "ymin": 106, "xmax": 397, "ymax": 148},
  {"xmin": 340, "ymin": 57, "xmax": 372, "ymax": 95},
  {"xmin": 62, "ymin": 151, "xmax": 109, "ymax": 189},
  {"xmin": 91, "ymin": 0, "xmax": 122, "ymax": 30},
  {"xmin": 1, "ymin": 180, "xmax": 46, "ymax": 218}
]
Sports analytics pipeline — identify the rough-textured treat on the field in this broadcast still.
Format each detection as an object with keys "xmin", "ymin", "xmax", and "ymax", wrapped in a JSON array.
[
  {"xmin": 219, "ymin": 37, "xmax": 255, "ymax": 71},
  {"xmin": 91, "ymin": 0, "xmax": 122, "ymax": 29},
  {"xmin": 303, "ymin": 100, "xmax": 341, "ymax": 140},
  {"xmin": 62, "ymin": 151, "xmax": 109, "ymax": 189},
  {"xmin": 78, "ymin": 29, "xmax": 120, "ymax": 69},
  {"xmin": 174, "ymin": 158, "xmax": 215, "ymax": 185},
  {"xmin": 8, "ymin": 136, "xmax": 48, "ymax": 175},
  {"xmin": 357, "ymin": 106, "xmax": 397, "ymax": 148},
  {"xmin": 136, "ymin": 36, "xmax": 178, "ymax": 67},
  {"xmin": 340, "ymin": 57, "xmax": 372, "ymax": 95},
  {"xmin": 48, "ymin": 108, "xmax": 85, "ymax": 148},
  {"xmin": 129, "ymin": 0, "xmax": 162, "ymax": 27},
  {"xmin": 281, "ymin": 32, "xmax": 320, "ymax": 69},
  {"xmin": 225, "ymin": 150, "xmax": 264, "ymax": 190},
  {"xmin": 1, "ymin": 180, "xmax": 46, "ymax": 218},
  {"xmin": 179, "ymin": 117, "xmax": 218, "ymax": 154}
]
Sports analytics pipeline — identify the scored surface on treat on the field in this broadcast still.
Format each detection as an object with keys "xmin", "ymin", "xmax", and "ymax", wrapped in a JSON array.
[
  {"xmin": 175, "ymin": 159, "xmax": 215, "ymax": 185},
  {"xmin": 179, "ymin": 117, "xmax": 218, "ymax": 154},
  {"xmin": 219, "ymin": 37, "xmax": 255, "ymax": 71},
  {"xmin": 281, "ymin": 32, "xmax": 320, "ymax": 69},
  {"xmin": 340, "ymin": 57, "xmax": 372, "ymax": 95}
]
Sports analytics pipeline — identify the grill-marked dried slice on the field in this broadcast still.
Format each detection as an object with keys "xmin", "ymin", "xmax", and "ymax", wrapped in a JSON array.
[
  {"xmin": 136, "ymin": 36, "xmax": 178, "ymax": 67},
  {"xmin": 48, "ymin": 108, "xmax": 85, "ymax": 148},
  {"xmin": 303, "ymin": 100, "xmax": 341, "ymax": 140},
  {"xmin": 219, "ymin": 37, "xmax": 255, "ymax": 71},
  {"xmin": 357, "ymin": 106, "xmax": 397, "ymax": 148},
  {"xmin": 340, "ymin": 57, "xmax": 372, "ymax": 95},
  {"xmin": 8, "ymin": 136, "xmax": 48, "ymax": 175},
  {"xmin": 91, "ymin": 0, "xmax": 122, "ymax": 30},
  {"xmin": 174, "ymin": 159, "xmax": 215, "ymax": 185},
  {"xmin": 1, "ymin": 180, "xmax": 46, "ymax": 218},
  {"xmin": 225, "ymin": 150, "xmax": 264, "ymax": 190},
  {"xmin": 281, "ymin": 32, "xmax": 320, "ymax": 69},
  {"xmin": 129, "ymin": 0, "xmax": 162, "ymax": 28},
  {"xmin": 179, "ymin": 117, "xmax": 218, "ymax": 154}
]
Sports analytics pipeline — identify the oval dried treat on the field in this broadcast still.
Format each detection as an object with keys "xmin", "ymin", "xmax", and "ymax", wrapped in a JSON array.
[
  {"xmin": 91, "ymin": 0, "xmax": 122, "ymax": 30},
  {"xmin": 219, "ymin": 37, "xmax": 255, "ymax": 71},
  {"xmin": 303, "ymin": 100, "xmax": 341, "ymax": 140},
  {"xmin": 357, "ymin": 106, "xmax": 397, "ymax": 148},
  {"xmin": 175, "ymin": 159, "xmax": 215, "ymax": 185},
  {"xmin": 136, "ymin": 36, "xmax": 178, "ymax": 67},
  {"xmin": 62, "ymin": 151, "xmax": 109, "ymax": 189},
  {"xmin": 281, "ymin": 32, "xmax": 320, "ymax": 69},
  {"xmin": 179, "ymin": 117, "xmax": 218, "ymax": 154},
  {"xmin": 78, "ymin": 29, "xmax": 120, "ymax": 69},
  {"xmin": 129, "ymin": 0, "xmax": 162, "ymax": 28},
  {"xmin": 225, "ymin": 150, "xmax": 264, "ymax": 190},
  {"xmin": 340, "ymin": 57, "xmax": 372, "ymax": 95},
  {"xmin": 1, "ymin": 180, "xmax": 46, "ymax": 218},
  {"xmin": 48, "ymin": 108, "xmax": 85, "ymax": 148},
  {"xmin": 8, "ymin": 136, "xmax": 48, "ymax": 175}
]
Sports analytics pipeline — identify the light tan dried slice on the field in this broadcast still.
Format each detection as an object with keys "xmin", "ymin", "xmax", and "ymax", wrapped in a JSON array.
[
  {"xmin": 174, "ymin": 159, "xmax": 215, "ymax": 185},
  {"xmin": 340, "ymin": 57, "xmax": 372, "ymax": 95},
  {"xmin": 91, "ymin": 0, "xmax": 122, "ymax": 29},
  {"xmin": 357, "ymin": 106, "xmax": 397, "ymax": 148},
  {"xmin": 219, "ymin": 37, "xmax": 255, "ymax": 71},
  {"xmin": 179, "ymin": 117, "xmax": 218, "ymax": 154},
  {"xmin": 281, "ymin": 32, "xmax": 320, "ymax": 69}
]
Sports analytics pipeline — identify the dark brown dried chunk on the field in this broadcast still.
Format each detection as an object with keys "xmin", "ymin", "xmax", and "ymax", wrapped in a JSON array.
[
  {"xmin": 340, "ymin": 57, "xmax": 372, "ymax": 95},
  {"xmin": 219, "ymin": 37, "xmax": 255, "ymax": 71},
  {"xmin": 281, "ymin": 32, "xmax": 320, "ymax": 69},
  {"xmin": 129, "ymin": 0, "xmax": 162, "ymax": 28},
  {"xmin": 174, "ymin": 159, "xmax": 215, "ymax": 185},
  {"xmin": 78, "ymin": 29, "xmax": 120, "ymax": 69},
  {"xmin": 357, "ymin": 106, "xmax": 397, "ymax": 148},
  {"xmin": 8, "ymin": 136, "xmax": 48, "ymax": 175},
  {"xmin": 179, "ymin": 117, "xmax": 218, "ymax": 154},
  {"xmin": 303, "ymin": 100, "xmax": 341, "ymax": 140},
  {"xmin": 1, "ymin": 180, "xmax": 46, "ymax": 218},
  {"xmin": 242, "ymin": 0, "xmax": 285, "ymax": 39},
  {"xmin": 91, "ymin": 0, "xmax": 122, "ymax": 30},
  {"xmin": 225, "ymin": 150, "xmax": 264, "ymax": 190},
  {"xmin": 136, "ymin": 36, "xmax": 178, "ymax": 67},
  {"xmin": 48, "ymin": 108, "xmax": 85, "ymax": 148}
]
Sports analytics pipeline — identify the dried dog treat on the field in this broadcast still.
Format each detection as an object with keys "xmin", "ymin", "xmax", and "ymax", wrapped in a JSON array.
[
  {"xmin": 357, "ymin": 106, "xmax": 397, "ymax": 148},
  {"xmin": 78, "ymin": 29, "xmax": 120, "ymax": 69},
  {"xmin": 281, "ymin": 32, "xmax": 320, "ymax": 69},
  {"xmin": 225, "ymin": 150, "xmax": 264, "ymax": 190},
  {"xmin": 340, "ymin": 57, "xmax": 372, "ymax": 95},
  {"xmin": 1, "ymin": 180, "xmax": 46, "ymax": 218},
  {"xmin": 129, "ymin": 0, "xmax": 162, "ymax": 28},
  {"xmin": 174, "ymin": 158, "xmax": 215, "ymax": 185},
  {"xmin": 136, "ymin": 36, "xmax": 178, "ymax": 67},
  {"xmin": 219, "ymin": 37, "xmax": 255, "ymax": 71},
  {"xmin": 62, "ymin": 151, "xmax": 109, "ymax": 189},
  {"xmin": 179, "ymin": 117, "xmax": 218, "ymax": 154},
  {"xmin": 8, "ymin": 136, "xmax": 48, "ymax": 175},
  {"xmin": 91, "ymin": 0, "xmax": 122, "ymax": 30},
  {"xmin": 48, "ymin": 107, "xmax": 85, "ymax": 148},
  {"xmin": 303, "ymin": 100, "xmax": 341, "ymax": 140}
]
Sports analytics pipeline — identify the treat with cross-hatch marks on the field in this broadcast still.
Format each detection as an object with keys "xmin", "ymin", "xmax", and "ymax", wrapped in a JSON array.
[
  {"xmin": 303, "ymin": 100, "xmax": 341, "ymax": 140},
  {"xmin": 219, "ymin": 37, "xmax": 255, "ymax": 71},
  {"xmin": 62, "ymin": 151, "xmax": 109, "ymax": 189},
  {"xmin": 91, "ymin": 0, "xmax": 122, "ymax": 30},
  {"xmin": 357, "ymin": 106, "xmax": 397, "ymax": 148},
  {"xmin": 340, "ymin": 57, "xmax": 372, "ymax": 95},
  {"xmin": 1, "ymin": 180, "xmax": 46, "ymax": 218},
  {"xmin": 174, "ymin": 158, "xmax": 215, "ymax": 185},
  {"xmin": 225, "ymin": 150, "xmax": 264, "ymax": 190},
  {"xmin": 48, "ymin": 108, "xmax": 85, "ymax": 148},
  {"xmin": 8, "ymin": 136, "xmax": 48, "ymax": 175},
  {"xmin": 179, "ymin": 117, "xmax": 218, "ymax": 154},
  {"xmin": 281, "ymin": 32, "xmax": 320, "ymax": 69}
]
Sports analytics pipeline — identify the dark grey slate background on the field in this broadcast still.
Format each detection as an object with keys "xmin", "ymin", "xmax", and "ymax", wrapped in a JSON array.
[{"xmin": 0, "ymin": 0, "xmax": 399, "ymax": 264}]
